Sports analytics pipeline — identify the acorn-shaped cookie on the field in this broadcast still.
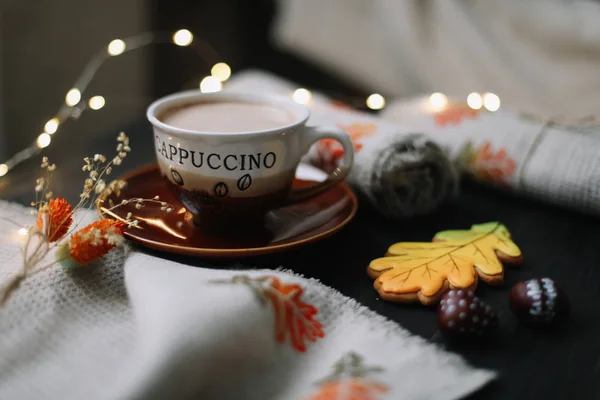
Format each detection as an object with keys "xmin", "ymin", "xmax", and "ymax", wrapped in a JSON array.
[
  {"xmin": 509, "ymin": 278, "xmax": 569, "ymax": 324},
  {"xmin": 438, "ymin": 290, "xmax": 498, "ymax": 337}
]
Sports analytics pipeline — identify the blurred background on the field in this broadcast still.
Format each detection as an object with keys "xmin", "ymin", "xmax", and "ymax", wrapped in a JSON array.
[
  {"xmin": 2, "ymin": 0, "xmax": 600, "ymax": 159},
  {"xmin": 0, "ymin": 0, "xmax": 367, "ymax": 158}
]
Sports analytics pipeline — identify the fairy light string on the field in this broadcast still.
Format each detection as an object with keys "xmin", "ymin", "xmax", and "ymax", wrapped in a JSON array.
[
  {"xmin": 0, "ymin": 30, "xmax": 226, "ymax": 178},
  {"xmin": 0, "ymin": 26, "xmax": 504, "ymax": 178}
]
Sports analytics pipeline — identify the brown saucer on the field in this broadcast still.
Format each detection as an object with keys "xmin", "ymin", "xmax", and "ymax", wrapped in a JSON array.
[{"xmin": 97, "ymin": 165, "xmax": 357, "ymax": 258}]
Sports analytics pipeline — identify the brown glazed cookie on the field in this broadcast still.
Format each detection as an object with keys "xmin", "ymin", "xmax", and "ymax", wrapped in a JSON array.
[{"xmin": 368, "ymin": 222, "xmax": 522, "ymax": 305}]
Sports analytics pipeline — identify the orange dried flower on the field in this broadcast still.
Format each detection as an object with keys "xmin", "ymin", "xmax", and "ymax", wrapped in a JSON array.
[
  {"xmin": 36, "ymin": 197, "xmax": 73, "ymax": 242},
  {"xmin": 68, "ymin": 220, "xmax": 126, "ymax": 265}
]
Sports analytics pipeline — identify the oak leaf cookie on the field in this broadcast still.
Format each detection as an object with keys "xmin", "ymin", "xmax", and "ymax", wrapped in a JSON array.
[{"xmin": 367, "ymin": 222, "xmax": 522, "ymax": 305}]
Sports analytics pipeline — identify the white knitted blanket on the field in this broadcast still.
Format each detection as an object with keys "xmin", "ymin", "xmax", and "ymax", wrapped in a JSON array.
[{"xmin": 0, "ymin": 201, "xmax": 494, "ymax": 399}]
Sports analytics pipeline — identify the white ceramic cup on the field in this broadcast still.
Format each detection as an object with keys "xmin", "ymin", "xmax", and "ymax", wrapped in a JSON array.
[{"xmin": 147, "ymin": 91, "xmax": 354, "ymax": 227}]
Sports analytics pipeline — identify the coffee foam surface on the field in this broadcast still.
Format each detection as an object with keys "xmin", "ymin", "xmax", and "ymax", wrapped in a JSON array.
[{"xmin": 162, "ymin": 101, "xmax": 297, "ymax": 133}]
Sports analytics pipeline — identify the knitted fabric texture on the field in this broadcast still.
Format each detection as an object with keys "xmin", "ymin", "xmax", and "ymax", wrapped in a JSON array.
[{"xmin": 0, "ymin": 201, "xmax": 493, "ymax": 399}]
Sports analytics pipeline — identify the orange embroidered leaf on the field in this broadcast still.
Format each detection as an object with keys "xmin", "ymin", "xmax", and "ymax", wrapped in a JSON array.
[
  {"xmin": 469, "ymin": 142, "xmax": 517, "ymax": 185},
  {"xmin": 305, "ymin": 352, "xmax": 388, "ymax": 400},
  {"xmin": 368, "ymin": 222, "xmax": 522, "ymax": 305},
  {"xmin": 265, "ymin": 276, "xmax": 324, "ymax": 352},
  {"xmin": 305, "ymin": 380, "xmax": 389, "ymax": 400},
  {"xmin": 434, "ymin": 106, "xmax": 479, "ymax": 126},
  {"xmin": 315, "ymin": 123, "xmax": 377, "ymax": 171},
  {"xmin": 330, "ymin": 100, "xmax": 352, "ymax": 111},
  {"xmin": 337, "ymin": 122, "xmax": 377, "ymax": 140},
  {"xmin": 36, "ymin": 197, "xmax": 73, "ymax": 242},
  {"xmin": 217, "ymin": 275, "xmax": 325, "ymax": 352},
  {"xmin": 68, "ymin": 220, "xmax": 126, "ymax": 264}
]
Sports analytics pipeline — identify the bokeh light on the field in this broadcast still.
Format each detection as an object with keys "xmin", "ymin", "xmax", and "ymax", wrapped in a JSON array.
[
  {"xmin": 211, "ymin": 62, "xmax": 231, "ymax": 82},
  {"xmin": 293, "ymin": 88, "xmax": 312, "ymax": 105},
  {"xmin": 173, "ymin": 29, "xmax": 193, "ymax": 46},
  {"xmin": 107, "ymin": 39, "xmax": 126, "ymax": 56},
  {"xmin": 44, "ymin": 118, "xmax": 59, "ymax": 134},
  {"xmin": 37, "ymin": 133, "xmax": 51, "ymax": 148},
  {"xmin": 88, "ymin": 95, "xmax": 106, "ymax": 110},
  {"xmin": 483, "ymin": 92, "xmax": 501, "ymax": 112},
  {"xmin": 65, "ymin": 89, "xmax": 81, "ymax": 106},
  {"xmin": 366, "ymin": 93, "xmax": 386, "ymax": 110},
  {"xmin": 467, "ymin": 92, "xmax": 483, "ymax": 110},
  {"xmin": 429, "ymin": 92, "xmax": 448, "ymax": 111},
  {"xmin": 199, "ymin": 76, "xmax": 222, "ymax": 93}
]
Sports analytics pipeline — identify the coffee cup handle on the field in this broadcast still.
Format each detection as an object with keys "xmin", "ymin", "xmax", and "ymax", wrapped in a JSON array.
[{"xmin": 286, "ymin": 126, "xmax": 354, "ymax": 205}]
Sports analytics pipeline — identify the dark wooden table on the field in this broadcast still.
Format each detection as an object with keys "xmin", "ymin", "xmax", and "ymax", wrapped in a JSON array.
[{"xmin": 2, "ymin": 108, "xmax": 599, "ymax": 400}]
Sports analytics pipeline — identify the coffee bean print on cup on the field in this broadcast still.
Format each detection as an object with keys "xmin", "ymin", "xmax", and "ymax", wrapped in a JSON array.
[
  {"xmin": 171, "ymin": 169, "xmax": 184, "ymax": 186},
  {"xmin": 237, "ymin": 174, "xmax": 252, "ymax": 191},
  {"xmin": 438, "ymin": 289, "xmax": 497, "ymax": 338},
  {"xmin": 213, "ymin": 182, "xmax": 229, "ymax": 198}
]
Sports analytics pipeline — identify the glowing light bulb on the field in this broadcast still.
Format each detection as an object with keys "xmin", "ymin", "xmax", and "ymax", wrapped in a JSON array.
[
  {"xmin": 18, "ymin": 228, "xmax": 28, "ymax": 236},
  {"xmin": 211, "ymin": 62, "xmax": 231, "ymax": 82},
  {"xmin": 65, "ymin": 89, "xmax": 81, "ymax": 106},
  {"xmin": 107, "ymin": 39, "xmax": 126, "ymax": 56},
  {"xmin": 483, "ymin": 92, "xmax": 500, "ymax": 112},
  {"xmin": 44, "ymin": 118, "xmax": 59, "ymax": 134},
  {"xmin": 88, "ymin": 95, "xmax": 106, "ymax": 110},
  {"xmin": 467, "ymin": 92, "xmax": 483, "ymax": 110},
  {"xmin": 0, "ymin": 164, "xmax": 7, "ymax": 177},
  {"xmin": 429, "ymin": 92, "xmax": 448, "ymax": 111},
  {"xmin": 173, "ymin": 29, "xmax": 193, "ymax": 46},
  {"xmin": 293, "ymin": 88, "xmax": 312, "ymax": 105},
  {"xmin": 200, "ymin": 76, "xmax": 222, "ymax": 93},
  {"xmin": 366, "ymin": 93, "xmax": 386, "ymax": 110},
  {"xmin": 37, "ymin": 133, "xmax": 51, "ymax": 148}
]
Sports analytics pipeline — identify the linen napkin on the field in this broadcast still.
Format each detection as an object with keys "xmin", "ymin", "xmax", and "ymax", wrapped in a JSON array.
[
  {"xmin": 0, "ymin": 200, "xmax": 494, "ymax": 399},
  {"xmin": 227, "ymin": 71, "xmax": 459, "ymax": 219}
]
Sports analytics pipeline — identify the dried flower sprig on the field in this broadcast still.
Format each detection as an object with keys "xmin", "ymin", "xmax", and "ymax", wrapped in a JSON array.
[
  {"xmin": 56, "ymin": 219, "xmax": 126, "ymax": 267},
  {"xmin": 98, "ymin": 194, "xmax": 175, "ymax": 229},
  {"xmin": 36, "ymin": 198, "xmax": 73, "ymax": 242},
  {"xmin": 0, "ymin": 132, "xmax": 175, "ymax": 307},
  {"xmin": 80, "ymin": 132, "xmax": 129, "ymax": 203}
]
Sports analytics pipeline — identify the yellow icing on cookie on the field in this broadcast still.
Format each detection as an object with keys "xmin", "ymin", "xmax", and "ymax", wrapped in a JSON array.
[{"xmin": 368, "ymin": 222, "xmax": 522, "ymax": 299}]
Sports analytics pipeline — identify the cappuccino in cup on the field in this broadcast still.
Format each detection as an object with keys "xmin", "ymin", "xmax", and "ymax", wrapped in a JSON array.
[
  {"xmin": 147, "ymin": 91, "xmax": 354, "ymax": 228},
  {"xmin": 161, "ymin": 101, "xmax": 297, "ymax": 133}
]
